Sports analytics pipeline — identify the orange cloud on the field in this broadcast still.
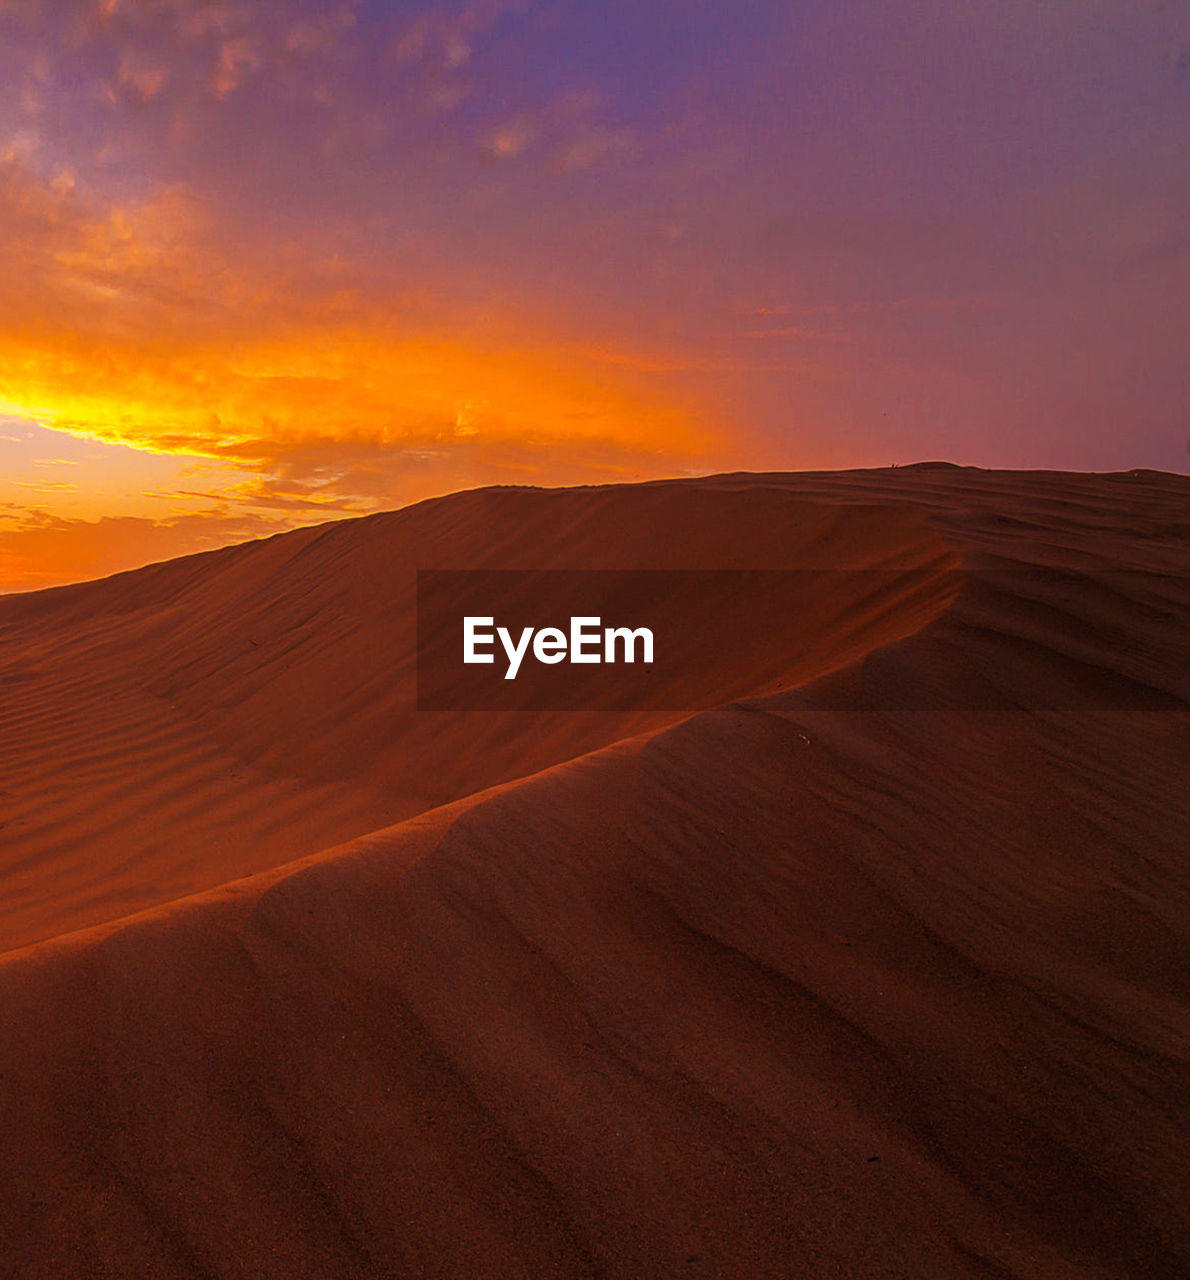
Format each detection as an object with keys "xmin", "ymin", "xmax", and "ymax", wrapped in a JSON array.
[
  {"xmin": 0, "ymin": 139, "xmax": 727, "ymax": 592},
  {"xmin": 0, "ymin": 507, "xmax": 290, "ymax": 592},
  {"xmin": 0, "ymin": 155, "xmax": 716, "ymax": 509},
  {"xmin": 0, "ymin": 325, "xmax": 710, "ymax": 475}
]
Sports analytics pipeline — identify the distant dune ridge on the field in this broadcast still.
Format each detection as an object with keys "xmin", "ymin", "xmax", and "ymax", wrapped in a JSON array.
[{"xmin": 0, "ymin": 467, "xmax": 1187, "ymax": 1278}]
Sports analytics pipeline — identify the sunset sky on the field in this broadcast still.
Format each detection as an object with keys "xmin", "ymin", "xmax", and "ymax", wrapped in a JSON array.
[{"xmin": 1, "ymin": 0, "xmax": 1188, "ymax": 589}]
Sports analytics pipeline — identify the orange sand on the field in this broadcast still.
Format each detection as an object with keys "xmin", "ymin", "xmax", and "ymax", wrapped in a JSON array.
[{"xmin": 0, "ymin": 466, "xmax": 1186, "ymax": 1278}]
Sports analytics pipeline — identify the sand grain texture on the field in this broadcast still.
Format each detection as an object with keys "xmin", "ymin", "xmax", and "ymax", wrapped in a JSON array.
[{"xmin": 0, "ymin": 468, "xmax": 1187, "ymax": 1278}]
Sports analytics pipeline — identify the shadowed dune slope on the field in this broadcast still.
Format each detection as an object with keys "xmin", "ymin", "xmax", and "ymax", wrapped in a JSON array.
[
  {"xmin": 0, "ymin": 468, "xmax": 1187, "ymax": 1278},
  {"xmin": 0, "ymin": 485, "xmax": 955, "ymax": 951}
]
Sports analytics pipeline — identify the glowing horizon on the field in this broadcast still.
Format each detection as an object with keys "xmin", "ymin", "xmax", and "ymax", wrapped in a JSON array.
[{"xmin": 2, "ymin": 0, "xmax": 1188, "ymax": 589}]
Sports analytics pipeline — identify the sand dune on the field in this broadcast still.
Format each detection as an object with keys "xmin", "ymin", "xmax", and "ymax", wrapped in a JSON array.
[
  {"xmin": 0, "ymin": 485, "xmax": 955, "ymax": 951},
  {"xmin": 0, "ymin": 468, "xmax": 1187, "ymax": 1278}
]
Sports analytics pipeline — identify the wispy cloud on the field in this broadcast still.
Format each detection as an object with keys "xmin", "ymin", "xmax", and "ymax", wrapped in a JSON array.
[
  {"xmin": 0, "ymin": 505, "xmax": 289, "ymax": 592},
  {"xmin": 394, "ymin": 2, "xmax": 524, "ymax": 70}
]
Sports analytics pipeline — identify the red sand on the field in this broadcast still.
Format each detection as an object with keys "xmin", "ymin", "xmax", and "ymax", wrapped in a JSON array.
[{"xmin": 0, "ymin": 467, "xmax": 1187, "ymax": 1277}]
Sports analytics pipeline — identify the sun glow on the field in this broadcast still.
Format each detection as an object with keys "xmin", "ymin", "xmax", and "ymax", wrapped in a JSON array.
[{"xmin": 0, "ymin": 326, "xmax": 707, "ymax": 465}]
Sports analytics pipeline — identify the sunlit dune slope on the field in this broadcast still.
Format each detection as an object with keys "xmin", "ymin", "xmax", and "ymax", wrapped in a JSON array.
[
  {"xmin": 0, "ymin": 467, "xmax": 1186, "ymax": 1279},
  {"xmin": 0, "ymin": 483, "xmax": 955, "ymax": 951}
]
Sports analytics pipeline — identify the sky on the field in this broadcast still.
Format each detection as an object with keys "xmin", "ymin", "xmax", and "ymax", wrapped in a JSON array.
[{"xmin": 1, "ymin": 0, "xmax": 1188, "ymax": 590}]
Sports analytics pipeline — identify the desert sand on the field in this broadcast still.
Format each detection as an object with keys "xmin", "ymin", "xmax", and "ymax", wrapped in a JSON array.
[{"xmin": 0, "ymin": 466, "xmax": 1187, "ymax": 1278}]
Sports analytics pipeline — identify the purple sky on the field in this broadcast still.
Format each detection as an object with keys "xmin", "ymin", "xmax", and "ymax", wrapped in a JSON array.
[{"xmin": 1, "ymin": 0, "xmax": 1188, "ymax": 586}]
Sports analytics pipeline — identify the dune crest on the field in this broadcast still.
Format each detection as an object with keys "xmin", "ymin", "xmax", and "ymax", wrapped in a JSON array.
[{"xmin": 0, "ymin": 485, "xmax": 956, "ymax": 952}]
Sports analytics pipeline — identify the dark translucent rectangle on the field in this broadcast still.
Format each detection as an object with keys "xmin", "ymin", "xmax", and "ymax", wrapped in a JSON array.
[
  {"xmin": 416, "ymin": 567, "xmax": 1189, "ymax": 712},
  {"xmin": 416, "ymin": 567, "xmax": 955, "ymax": 711}
]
